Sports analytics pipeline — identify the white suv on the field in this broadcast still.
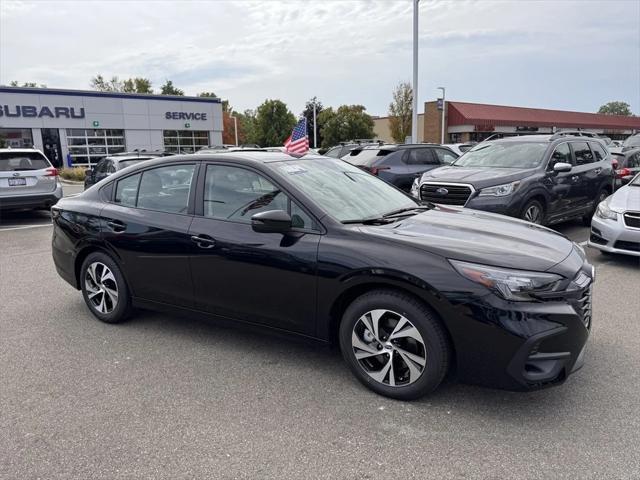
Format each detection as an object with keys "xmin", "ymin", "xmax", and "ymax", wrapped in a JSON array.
[{"xmin": 0, "ymin": 148, "xmax": 63, "ymax": 210}]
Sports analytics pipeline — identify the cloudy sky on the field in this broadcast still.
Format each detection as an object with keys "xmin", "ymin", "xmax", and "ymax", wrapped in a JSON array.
[{"xmin": 1, "ymin": 0, "xmax": 638, "ymax": 116}]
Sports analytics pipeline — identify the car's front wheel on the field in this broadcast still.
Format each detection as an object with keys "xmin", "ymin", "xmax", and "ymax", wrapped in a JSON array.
[
  {"xmin": 80, "ymin": 252, "xmax": 132, "ymax": 323},
  {"xmin": 521, "ymin": 199, "xmax": 545, "ymax": 225},
  {"xmin": 339, "ymin": 289, "xmax": 450, "ymax": 400}
]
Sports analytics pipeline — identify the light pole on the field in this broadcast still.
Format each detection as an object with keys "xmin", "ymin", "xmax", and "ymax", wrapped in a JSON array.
[
  {"xmin": 411, "ymin": 0, "xmax": 419, "ymax": 144},
  {"xmin": 312, "ymin": 96, "xmax": 317, "ymax": 149},
  {"xmin": 230, "ymin": 115, "xmax": 238, "ymax": 146},
  {"xmin": 437, "ymin": 87, "xmax": 446, "ymax": 144}
]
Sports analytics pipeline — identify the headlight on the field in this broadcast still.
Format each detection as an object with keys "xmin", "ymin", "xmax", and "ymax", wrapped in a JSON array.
[
  {"xmin": 595, "ymin": 201, "xmax": 617, "ymax": 221},
  {"xmin": 449, "ymin": 259, "xmax": 563, "ymax": 301},
  {"xmin": 410, "ymin": 178, "xmax": 420, "ymax": 198},
  {"xmin": 479, "ymin": 181, "xmax": 520, "ymax": 197}
]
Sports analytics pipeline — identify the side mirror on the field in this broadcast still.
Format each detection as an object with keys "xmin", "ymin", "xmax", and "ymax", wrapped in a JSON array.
[
  {"xmin": 553, "ymin": 162, "xmax": 572, "ymax": 173},
  {"xmin": 251, "ymin": 210, "xmax": 292, "ymax": 234}
]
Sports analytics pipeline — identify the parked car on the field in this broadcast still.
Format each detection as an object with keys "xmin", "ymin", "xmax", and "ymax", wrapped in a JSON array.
[
  {"xmin": 412, "ymin": 135, "xmax": 614, "ymax": 226},
  {"xmin": 622, "ymin": 133, "xmax": 640, "ymax": 152},
  {"xmin": 51, "ymin": 152, "xmax": 593, "ymax": 400},
  {"xmin": 84, "ymin": 152, "xmax": 168, "ymax": 190},
  {"xmin": 324, "ymin": 141, "xmax": 382, "ymax": 159},
  {"xmin": 0, "ymin": 148, "xmax": 62, "ymax": 210},
  {"xmin": 611, "ymin": 149, "xmax": 640, "ymax": 189},
  {"xmin": 342, "ymin": 144, "xmax": 459, "ymax": 191},
  {"xmin": 446, "ymin": 143, "xmax": 476, "ymax": 156},
  {"xmin": 588, "ymin": 172, "xmax": 640, "ymax": 256}
]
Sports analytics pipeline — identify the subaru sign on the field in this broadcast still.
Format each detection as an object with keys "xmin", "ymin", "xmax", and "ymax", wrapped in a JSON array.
[{"xmin": 0, "ymin": 105, "xmax": 85, "ymax": 119}]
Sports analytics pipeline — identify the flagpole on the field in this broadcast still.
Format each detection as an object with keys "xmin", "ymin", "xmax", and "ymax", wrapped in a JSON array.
[
  {"xmin": 411, "ymin": 0, "xmax": 419, "ymax": 144},
  {"xmin": 312, "ymin": 97, "xmax": 317, "ymax": 149}
]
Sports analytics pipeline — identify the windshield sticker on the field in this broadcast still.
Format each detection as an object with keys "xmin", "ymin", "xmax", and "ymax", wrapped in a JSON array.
[{"xmin": 281, "ymin": 164, "xmax": 308, "ymax": 175}]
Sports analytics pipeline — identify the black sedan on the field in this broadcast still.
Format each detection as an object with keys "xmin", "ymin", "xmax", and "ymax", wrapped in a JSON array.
[{"xmin": 52, "ymin": 152, "xmax": 593, "ymax": 400}]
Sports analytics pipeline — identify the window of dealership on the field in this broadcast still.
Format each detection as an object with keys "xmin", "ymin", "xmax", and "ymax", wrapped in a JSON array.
[{"xmin": 0, "ymin": 86, "xmax": 223, "ymax": 167}]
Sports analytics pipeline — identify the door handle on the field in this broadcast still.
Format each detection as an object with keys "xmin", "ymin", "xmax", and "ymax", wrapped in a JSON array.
[
  {"xmin": 594, "ymin": 168, "xmax": 601, "ymax": 174},
  {"xmin": 571, "ymin": 175, "xmax": 580, "ymax": 183},
  {"xmin": 191, "ymin": 235, "xmax": 216, "ymax": 249},
  {"xmin": 106, "ymin": 219, "xmax": 126, "ymax": 232}
]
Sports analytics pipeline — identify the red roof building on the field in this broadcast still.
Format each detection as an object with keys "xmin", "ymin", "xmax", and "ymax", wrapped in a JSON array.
[{"xmin": 423, "ymin": 100, "xmax": 640, "ymax": 144}]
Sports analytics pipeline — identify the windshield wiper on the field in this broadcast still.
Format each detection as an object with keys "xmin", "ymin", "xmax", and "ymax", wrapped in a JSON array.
[{"xmin": 382, "ymin": 204, "xmax": 433, "ymax": 218}]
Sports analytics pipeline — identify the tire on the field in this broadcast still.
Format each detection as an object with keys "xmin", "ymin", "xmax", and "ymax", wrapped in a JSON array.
[
  {"xmin": 339, "ymin": 289, "xmax": 450, "ymax": 400},
  {"xmin": 80, "ymin": 252, "xmax": 132, "ymax": 324},
  {"xmin": 583, "ymin": 189, "xmax": 608, "ymax": 226},
  {"xmin": 521, "ymin": 199, "xmax": 545, "ymax": 225}
]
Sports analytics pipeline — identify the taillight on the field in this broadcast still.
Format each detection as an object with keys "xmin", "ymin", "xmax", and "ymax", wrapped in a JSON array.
[
  {"xmin": 45, "ymin": 167, "xmax": 58, "ymax": 177},
  {"xmin": 616, "ymin": 168, "xmax": 631, "ymax": 178},
  {"xmin": 370, "ymin": 166, "xmax": 390, "ymax": 176}
]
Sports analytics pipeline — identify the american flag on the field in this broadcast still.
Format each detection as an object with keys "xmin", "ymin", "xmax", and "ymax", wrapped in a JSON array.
[{"xmin": 284, "ymin": 118, "xmax": 309, "ymax": 154}]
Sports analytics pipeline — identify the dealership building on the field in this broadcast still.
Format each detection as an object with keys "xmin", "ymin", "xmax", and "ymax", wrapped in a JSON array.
[
  {"xmin": 0, "ymin": 86, "xmax": 223, "ymax": 167},
  {"xmin": 374, "ymin": 100, "xmax": 640, "ymax": 144}
]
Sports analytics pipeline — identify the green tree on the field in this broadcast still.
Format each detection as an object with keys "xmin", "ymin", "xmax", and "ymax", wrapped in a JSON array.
[
  {"xmin": 122, "ymin": 77, "xmax": 153, "ymax": 94},
  {"xmin": 90, "ymin": 74, "xmax": 123, "ymax": 92},
  {"xmin": 254, "ymin": 99, "xmax": 296, "ymax": 147},
  {"xmin": 319, "ymin": 105, "xmax": 375, "ymax": 148},
  {"xmin": 598, "ymin": 101, "xmax": 633, "ymax": 116},
  {"xmin": 388, "ymin": 81, "xmax": 413, "ymax": 143},
  {"xmin": 237, "ymin": 109, "xmax": 259, "ymax": 145},
  {"xmin": 198, "ymin": 92, "xmax": 232, "ymax": 113},
  {"xmin": 9, "ymin": 80, "xmax": 47, "ymax": 88},
  {"xmin": 301, "ymin": 98, "xmax": 324, "ymax": 148},
  {"xmin": 160, "ymin": 80, "xmax": 184, "ymax": 96}
]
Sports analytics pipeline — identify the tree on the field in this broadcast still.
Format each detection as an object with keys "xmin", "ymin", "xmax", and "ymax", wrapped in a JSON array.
[
  {"xmin": 198, "ymin": 92, "xmax": 232, "ymax": 113},
  {"xmin": 160, "ymin": 80, "xmax": 184, "ymax": 96},
  {"xmin": 319, "ymin": 105, "xmax": 375, "ymax": 148},
  {"xmin": 301, "ymin": 98, "xmax": 324, "ymax": 148},
  {"xmin": 598, "ymin": 101, "xmax": 633, "ymax": 116},
  {"xmin": 253, "ymin": 99, "xmax": 296, "ymax": 147},
  {"xmin": 9, "ymin": 80, "xmax": 47, "ymax": 88},
  {"xmin": 90, "ymin": 74, "xmax": 123, "ymax": 92},
  {"xmin": 122, "ymin": 77, "xmax": 153, "ymax": 94},
  {"xmin": 237, "ymin": 109, "xmax": 259, "ymax": 145},
  {"xmin": 388, "ymin": 81, "xmax": 413, "ymax": 143}
]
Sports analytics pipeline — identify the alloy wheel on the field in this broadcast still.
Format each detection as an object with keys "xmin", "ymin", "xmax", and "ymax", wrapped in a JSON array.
[
  {"xmin": 84, "ymin": 262, "xmax": 119, "ymax": 314},
  {"xmin": 351, "ymin": 309, "xmax": 427, "ymax": 387},
  {"xmin": 524, "ymin": 204, "xmax": 542, "ymax": 224}
]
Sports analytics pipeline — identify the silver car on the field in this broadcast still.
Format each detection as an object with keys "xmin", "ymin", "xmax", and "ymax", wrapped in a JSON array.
[
  {"xmin": 0, "ymin": 148, "xmax": 63, "ymax": 210},
  {"xmin": 589, "ymin": 172, "xmax": 640, "ymax": 256}
]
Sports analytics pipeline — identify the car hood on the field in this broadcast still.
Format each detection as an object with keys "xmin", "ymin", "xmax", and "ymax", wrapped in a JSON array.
[
  {"xmin": 609, "ymin": 184, "xmax": 640, "ymax": 211},
  {"xmin": 359, "ymin": 206, "xmax": 574, "ymax": 272},
  {"xmin": 419, "ymin": 165, "xmax": 536, "ymax": 188}
]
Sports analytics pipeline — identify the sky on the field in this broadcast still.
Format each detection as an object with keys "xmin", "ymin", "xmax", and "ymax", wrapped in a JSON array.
[{"xmin": 1, "ymin": 0, "xmax": 639, "ymax": 117}]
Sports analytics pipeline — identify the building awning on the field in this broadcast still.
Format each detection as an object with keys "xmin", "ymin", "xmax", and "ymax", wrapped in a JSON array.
[{"xmin": 447, "ymin": 101, "xmax": 640, "ymax": 130}]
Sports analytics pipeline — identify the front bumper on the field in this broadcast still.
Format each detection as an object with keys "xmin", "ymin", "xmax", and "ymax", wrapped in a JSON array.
[
  {"xmin": 0, "ymin": 183, "xmax": 63, "ymax": 210},
  {"xmin": 588, "ymin": 214, "xmax": 640, "ymax": 257}
]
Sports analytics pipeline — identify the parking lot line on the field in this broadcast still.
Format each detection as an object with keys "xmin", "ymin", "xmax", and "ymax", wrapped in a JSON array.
[{"xmin": 0, "ymin": 224, "xmax": 52, "ymax": 232}]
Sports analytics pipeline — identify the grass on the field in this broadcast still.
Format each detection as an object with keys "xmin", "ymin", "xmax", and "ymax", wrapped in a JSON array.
[{"xmin": 58, "ymin": 167, "xmax": 86, "ymax": 182}]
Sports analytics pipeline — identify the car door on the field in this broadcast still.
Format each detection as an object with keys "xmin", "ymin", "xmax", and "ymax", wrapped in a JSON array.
[
  {"xmin": 543, "ymin": 142, "xmax": 579, "ymax": 219},
  {"xmin": 401, "ymin": 148, "xmax": 441, "ymax": 191},
  {"xmin": 100, "ymin": 162, "xmax": 198, "ymax": 308},
  {"xmin": 188, "ymin": 162, "xmax": 321, "ymax": 336},
  {"xmin": 569, "ymin": 141, "xmax": 597, "ymax": 213}
]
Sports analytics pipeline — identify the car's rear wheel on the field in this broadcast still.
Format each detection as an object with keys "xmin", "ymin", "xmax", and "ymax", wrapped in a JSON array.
[
  {"xmin": 583, "ymin": 189, "xmax": 609, "ymax": 226},
  {"xmin": 80, "ymin": 252, "xmax": 132, "ymax": 323},
  {"xmin": 521, "ymin": 199, "xmax": 545, "ymax": 225},
  {"xmin": 339, "ymin": 289, "xmax": 450, "ymax": 400}
]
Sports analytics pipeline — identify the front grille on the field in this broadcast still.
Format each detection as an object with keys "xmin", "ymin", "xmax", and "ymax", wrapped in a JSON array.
[
  {"xmin": 420, "ymin": 183, "xmax": 473, "ymax": 206},
  {"xmin": 614, "ymin": 240, "xmax": 640, "ymax": 252},
  {"xmin": 623, "ymin": 211, "xmax": 640, "ymax": 229},
  {"xmin": 576, "ymin": 286, "xmax": 593, "ymax": 329}
]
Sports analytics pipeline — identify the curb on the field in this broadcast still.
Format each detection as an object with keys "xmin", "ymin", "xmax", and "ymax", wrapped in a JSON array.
[{"xmin": 60, "ymin": 179, "xmax": 84, "ymax": 186}]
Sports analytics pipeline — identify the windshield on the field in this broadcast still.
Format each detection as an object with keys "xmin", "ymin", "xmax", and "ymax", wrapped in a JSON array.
[
  {"xmin": 276, "ymin": 159, "xmax": 418, "ymax": 222},
  {"xmin": 623, "ymin": 135, "xmax": 640, "ymax": 148},
  {"xmin": 0, "ymin": 151, "xmax": 50, "ymax": 171},
  {"xmin": 453, "ymin": 142, "xmax": 547, "ymax": 168},
  {"xmin": 630, "ymin": 173, "xmax": 640, "ymax": 186}
]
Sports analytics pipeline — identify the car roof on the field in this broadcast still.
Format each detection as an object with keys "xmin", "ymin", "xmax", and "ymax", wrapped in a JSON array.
[{"xmin": 138, "ymin": 151, "xmax": 326, "ymax": 166}]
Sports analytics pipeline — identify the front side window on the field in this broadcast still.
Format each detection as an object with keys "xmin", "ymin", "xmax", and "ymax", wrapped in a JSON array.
[
  {"xmin": 590, "ymin": 142, "xmax": 608, "ymax": 162},
  {"xmin": 276, "ymin": 159, "xmax": 419, "ymax": 223},
  {"xmin": 548, "ymin": 143, "xmax": 572, "ymax": 169},
  {"xmin": 203, "ymin": 165, "xmax": 315, "ymax": 229},
  {"xmin": 406, "ymin": 149, "xmax": 436, "ymax": 165},
  {"xmin": 454, "ymin": 142, "xmax": 547, "ymax": 168},
  {"xmin": 572, "ymin": 142, "xmax": 595, "ymax": 166}
]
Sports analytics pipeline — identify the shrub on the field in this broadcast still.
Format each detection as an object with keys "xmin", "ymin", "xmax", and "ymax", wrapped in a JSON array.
[{"xmin": 58, "ymin": 167, "xmax": 86, "ymax": 182}]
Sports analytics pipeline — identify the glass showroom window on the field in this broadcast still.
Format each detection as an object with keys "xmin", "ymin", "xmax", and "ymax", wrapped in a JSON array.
[
  {"xmin": 66, "ymin": 129, "xmax": 126, "ymax": 166},
  {"xmin": 163, "ymin": 130, "xmax": 209, "ymax": 154},
  {"xmin": 0, "ymin": 128, "xmax": 34, "ymax": 148}
]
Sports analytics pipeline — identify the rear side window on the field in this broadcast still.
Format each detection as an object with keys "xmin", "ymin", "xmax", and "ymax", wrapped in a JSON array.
[
  {"xmin": 629, "ymin": 152, "xmax": 640, "ymax": 168},
  {"xmin": 0, "ymin": 151, "xmax": 50, "ymax": 171},
  {"xmin": 433, "ymin": 148, "xmax": 458, "ymax": 165},
  {"xmin": 572, "ymin": 142, "xmax": 595, "ymax": 165},
  {"xmin": 325, "ymin": 147, "xmax": 342, "ymax": 158},
  {"xmin": 590, "ymin": 142, "xmax": 608, "ymax": 162},
  {"xmin": 114, "ymin": 173, "xmax": 141, "ymax": 207},
  {"xmin": 405, "ymin": 149, "xmax": 437, "ymax": 165}
]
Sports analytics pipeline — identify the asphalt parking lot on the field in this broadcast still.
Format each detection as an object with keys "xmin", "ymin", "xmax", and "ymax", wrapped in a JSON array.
[{"xmin": 1, "ymin": 195, "xmax": 639, "ymax": 479}]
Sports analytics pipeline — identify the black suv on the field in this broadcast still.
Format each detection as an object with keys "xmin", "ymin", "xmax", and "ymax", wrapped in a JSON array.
[
  {"xmin": 344, "ymin": 144, "xmax": 458, "ymax": 192},
  {"xmin": 414, "ymin": 135, "xmax": 613, "ymax": 225}
]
